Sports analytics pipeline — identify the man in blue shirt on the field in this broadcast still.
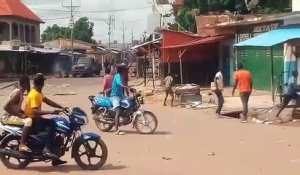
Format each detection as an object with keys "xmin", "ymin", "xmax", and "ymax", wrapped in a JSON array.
[{"xmin": 111, "ymin": 65, "xmax": 131, "ymax": 135}]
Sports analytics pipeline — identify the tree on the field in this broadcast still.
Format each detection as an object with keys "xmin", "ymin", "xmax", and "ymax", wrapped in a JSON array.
[
  {"xmin": 42, "ymin": 17, "xmax": 94, "ymax": 43},
  {"xmin": 73, "ymin": 17, "xmax": 94, "ymax": 43}
]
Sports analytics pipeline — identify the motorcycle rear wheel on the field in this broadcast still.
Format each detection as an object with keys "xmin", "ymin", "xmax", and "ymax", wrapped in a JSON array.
[
  {"xmin": 0, "ymin": 135, "xmax": 30, "ymax": 169},
  {"xmin": 94, "ymin": 120, "xmax": 114, "ymax": 132}
]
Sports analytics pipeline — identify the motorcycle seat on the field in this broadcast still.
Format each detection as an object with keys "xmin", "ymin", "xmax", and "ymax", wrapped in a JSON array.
[{"xmin": 0, "ymin": 120, "xmax": 23, "ymax": 128}]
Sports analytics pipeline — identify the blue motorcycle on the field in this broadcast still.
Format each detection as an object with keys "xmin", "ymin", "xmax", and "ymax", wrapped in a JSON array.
[
  {"xmin": 89, "ymin": 89, "xmax": 158, "ymax": 134},
  {"xmin": 0, "ymin": 108, "xmax": 107, "ymax": 170}
]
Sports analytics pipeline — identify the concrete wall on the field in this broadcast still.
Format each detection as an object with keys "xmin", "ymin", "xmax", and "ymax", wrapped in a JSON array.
[{"xmin": 219, "ymin": 39, "xmax": 235, "ymax": 86}]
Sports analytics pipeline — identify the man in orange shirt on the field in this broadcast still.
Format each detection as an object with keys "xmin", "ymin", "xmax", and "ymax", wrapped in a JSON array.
[{"xmin": 232, "ymin": 63, "xmax": 253, "ymax": 123}]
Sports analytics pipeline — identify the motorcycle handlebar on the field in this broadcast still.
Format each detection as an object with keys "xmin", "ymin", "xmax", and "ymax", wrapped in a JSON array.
[{"xmin": 62, "ymin": 107, "xmax": 71, "ymax": 115}]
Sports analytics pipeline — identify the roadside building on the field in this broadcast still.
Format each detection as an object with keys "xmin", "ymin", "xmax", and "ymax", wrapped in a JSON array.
[{"xmin": 0, "ymin": 0, "xmax": 43, "ymax": 76}]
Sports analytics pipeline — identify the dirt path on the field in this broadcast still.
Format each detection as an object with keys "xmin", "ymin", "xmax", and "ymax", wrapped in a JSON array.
[{"xmin": 0, "ymin": 77, "xmax": 300, "ymax": 175}]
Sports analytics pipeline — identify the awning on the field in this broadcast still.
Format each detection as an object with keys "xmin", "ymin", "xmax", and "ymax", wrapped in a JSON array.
[
  {"xmin": 162, "ymin": 35, "xmax": 229, "ymax": 49},
  {"xmin": 234, "ymin": 25, "xmax": 300, "ymax": 47}
]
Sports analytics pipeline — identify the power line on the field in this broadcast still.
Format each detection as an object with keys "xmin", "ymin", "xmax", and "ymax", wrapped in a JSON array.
[
  {"xmin": 30, "ymin": 6, "xmax": 151, "ymax": 13},
  {"xmin": 42, "ymin": 17, "xmax": 70, "ymax": 20},
  {"xmin": 77, "ymin": 6, "xmax": 151, "ymax": 13},
  {"xmin": 31, "ymin": 8, "xmax": 69, "ymax": 12}
]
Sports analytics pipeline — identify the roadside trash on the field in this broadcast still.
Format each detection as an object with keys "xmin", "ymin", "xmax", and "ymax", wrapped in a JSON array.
[
  {"xmin": 144, "ymin": 90, "xmax": 154, "ymax": 96},
  {"xmin": 62, "ymin": 84, "xmax": 70, "ymax": 87},
  {"xmin": 251, "ymin": 118, "xmax": 264, "ymax": 124},
  {"xmin": 185, "ymin": 105, "xmax": 192, "ymax": 109},
  {"xmin": 54, "ymin": 92, "xmax": 77, "ymax": 96},
  {"xmin": 207, "ymin": 152, "xmax": 215, "ymax": 156},
  {"xmin": 264, "ymin": 121, "xmax": 273, "ymax": 125},
  {"xmin": 162, "ymin": 157, "xmax": 173, "ymax": 160}
]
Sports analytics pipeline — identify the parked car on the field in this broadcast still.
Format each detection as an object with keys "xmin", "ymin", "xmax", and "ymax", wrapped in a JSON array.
[{"xmin": 72, "ymin": 57, "xmax": 101, "ymax": 77}]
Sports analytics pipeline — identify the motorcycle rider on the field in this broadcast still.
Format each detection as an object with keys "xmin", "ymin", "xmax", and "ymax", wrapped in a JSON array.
[
  {"xmin": 2, "ymin": 76, "xmax": 32, "ymax": 152},
  {"xmin": 24, "ymin": 73, "xmax": 66, "ymax": 166},
  {"xmin": 111, "ymin": 64, "xmax": 131, "ymax": 135}
]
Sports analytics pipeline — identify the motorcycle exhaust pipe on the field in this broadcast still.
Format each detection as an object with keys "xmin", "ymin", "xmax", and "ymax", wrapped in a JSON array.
[
  {"xmin": 93, "ymin": 117, "xmax": 114, "ymax": 124},
  {"xmin": 0, "ymin": 148, "xmax": 28, "ymax": 159}
]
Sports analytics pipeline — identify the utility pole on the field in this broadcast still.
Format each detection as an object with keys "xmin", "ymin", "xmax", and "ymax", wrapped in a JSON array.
[
  {"xmin": 131, "ymin": 28, "xmax": 134, "ymax": 46},
  {"xmin": 105, "ymin": 15, "xmax": 115, "ymax": 65},
  {"xmin": 120, "ymin": 21, "xmax": 127, "ymax": 62},
  {"xmin": 121, "ymin": 21, "xmax": 126, "ymax": 49},
  {"xmin": 143, "ymin": 31, "xmax": 147, "ymax": 86},
  {"xmin": 62, "ymin": 0, "xmax": 80, "ymax": 66}
]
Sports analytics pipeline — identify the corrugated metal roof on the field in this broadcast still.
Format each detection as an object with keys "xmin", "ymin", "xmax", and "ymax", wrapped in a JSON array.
[
  {"xmin": 162, "ymin": 35, "xmax": 228, "ymax": 49},
  {"xmin": 234, "ymin": 25, "xmax": 300, "ymax": 47},
  {"xmin": 131, "ymin": 38, "xmax": 162, "ymax": 50}
]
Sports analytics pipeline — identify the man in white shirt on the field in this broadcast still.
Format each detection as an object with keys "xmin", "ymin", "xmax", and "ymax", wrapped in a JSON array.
[
  {"xmin": 213, "ymin": 69, "xmax": 224, "ymax": 116},
  {"xmin": 163, "ymin": 73, "xmax": 174, "ymax": 107}
]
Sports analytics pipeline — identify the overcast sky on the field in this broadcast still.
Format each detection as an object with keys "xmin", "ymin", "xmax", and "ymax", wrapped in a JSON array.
[{"xmin": 22, "ymin": 0, "xmax": 173, "ymax": 44}]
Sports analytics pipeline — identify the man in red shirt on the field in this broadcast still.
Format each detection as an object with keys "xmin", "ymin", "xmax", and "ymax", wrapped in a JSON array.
[
  {"xmin": 101, "ymin": 67, "xmax": 114, "ymax": 96},
  {"xmin": 232, "ymin": 63, "xmax": 253, "ymax": 123}
]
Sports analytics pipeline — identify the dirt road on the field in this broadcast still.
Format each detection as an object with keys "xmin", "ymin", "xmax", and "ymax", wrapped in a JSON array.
[{"xmin": 1, "ymin": 77, "xmax": 300, "ymax": 175}]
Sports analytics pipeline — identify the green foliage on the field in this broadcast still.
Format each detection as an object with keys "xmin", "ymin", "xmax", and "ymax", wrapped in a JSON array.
[
  {"xmin": 73, "ymin": 17, "xmax": 94, "ymax": 43},
  {"xmin": 175, "ymin": 0, "xmax": 291, "ymax": 33},
  {"xmin": 42, "ymin": 17, "xmax": 94, "ymax": 43},
  {"xmin": 177, "ymin": 7, "xmax": 197, "ymax": 33}
]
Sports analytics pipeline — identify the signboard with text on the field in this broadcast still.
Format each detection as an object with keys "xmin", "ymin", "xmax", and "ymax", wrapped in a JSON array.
[{"xmin": 236, "ymin": 20, "xmax": 284, "ymax": 43}]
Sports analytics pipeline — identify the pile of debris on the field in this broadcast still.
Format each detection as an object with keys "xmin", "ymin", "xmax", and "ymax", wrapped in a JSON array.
[{"xmin": 180, "ymin": 101, "xmax": 217, "ymax": 110}]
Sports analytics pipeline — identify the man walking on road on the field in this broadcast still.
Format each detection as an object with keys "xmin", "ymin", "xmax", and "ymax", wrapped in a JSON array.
[
  {"xmin": 163, "ymin": 73, "xmax": 174, "ymax": 107},
  {"xmin": 275, "ymin": 70, "xmax": 298, "ymax": 121},
  {"xmin": 232, "ymin": 63, "xmax": 252, "ymax": 123},
  {"xmin": 212, "ymin": 69, "xmax": 224, "ymax": 117}
]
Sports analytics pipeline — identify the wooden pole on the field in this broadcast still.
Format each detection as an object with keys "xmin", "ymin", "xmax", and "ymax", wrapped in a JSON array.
[
  {"xmin": 178, "ymin": 49, "xmax": 186, "ymax": 84},
  {"xmin": 167, "ymin": 56, "xmax": 170, "ymax": 74},
  {"xmin": 180, "ymin": 55, "xmax": 183, "ymax": 84},
  {"xmin": 271, "ymin": 47, "xmax": 275, "ymax": 103},
  {"xmin": 152, "ymin": 45, "xmax": 155, "ymax": 89}
]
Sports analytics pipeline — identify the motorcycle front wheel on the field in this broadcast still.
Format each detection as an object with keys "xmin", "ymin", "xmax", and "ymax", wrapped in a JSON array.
[
  {"xmin": 134, "ymin": 110, "xmax": 158, "ymax": 134},
  {"xmin": 0, "ymin": 135, "xmax": 30, "ymax": 169},
  {"xmin": 73, "ymin": 138, "xmax": 108, "ymax": 170}
]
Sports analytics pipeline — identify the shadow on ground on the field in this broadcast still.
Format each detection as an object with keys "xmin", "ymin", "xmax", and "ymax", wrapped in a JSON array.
[
  {"xmin": 21, "ymin": 163, "xmax": 126, "ymax": 173},
  {"xmin": 120, "ymin": 130, "xmax": 172, "ymax": 135}
]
